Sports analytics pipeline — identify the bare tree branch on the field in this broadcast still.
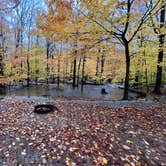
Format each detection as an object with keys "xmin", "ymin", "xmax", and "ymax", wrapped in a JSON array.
[
  {"xmin": 129, "ymin": 0, "xmax": 161, "ymax": 43},
  {"xmin": 123, "ymin": 0, "xmax": 132, "ymax": 35},
  {"xmin": 0, "ymin": 0, "xmax": 20, "ymax": 11}
]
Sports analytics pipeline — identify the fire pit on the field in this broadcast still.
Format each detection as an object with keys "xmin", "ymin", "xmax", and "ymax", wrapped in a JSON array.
[{"xmin": 34, "ymin": 104, "xmax": 56, "ymax": 114}]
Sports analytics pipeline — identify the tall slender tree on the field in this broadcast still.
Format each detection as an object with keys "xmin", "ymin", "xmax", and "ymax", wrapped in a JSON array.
[{"xmin": 153, "ymin": 0, "xmax": 165, "ymax": 94}]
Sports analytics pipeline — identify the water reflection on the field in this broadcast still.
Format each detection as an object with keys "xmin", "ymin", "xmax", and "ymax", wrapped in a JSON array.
[{"xmin": 4, "ymin": 83, "xmax": 139, "ymax": 100}]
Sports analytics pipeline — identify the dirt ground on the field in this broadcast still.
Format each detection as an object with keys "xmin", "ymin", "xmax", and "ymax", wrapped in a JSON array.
[{"xmin": 0, "ymin": 98, "xmax": 166, "ymax": 166}]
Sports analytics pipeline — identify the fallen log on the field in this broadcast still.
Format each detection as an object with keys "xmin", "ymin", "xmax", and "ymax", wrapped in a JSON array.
[{"xmin": 118, "ymin": 87, "xmax": 146, "ymax": 97}]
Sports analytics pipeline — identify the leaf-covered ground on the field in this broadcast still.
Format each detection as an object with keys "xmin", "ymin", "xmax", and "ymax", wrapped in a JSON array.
[{"xmin": 0, "ymin": 98, "xmax": 166, "ymax": 165}]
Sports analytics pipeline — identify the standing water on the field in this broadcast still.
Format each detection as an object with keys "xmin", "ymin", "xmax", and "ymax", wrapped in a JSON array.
[{"xmin": 3, "ymin": 83, "xmax": 139, "ymax": 100}]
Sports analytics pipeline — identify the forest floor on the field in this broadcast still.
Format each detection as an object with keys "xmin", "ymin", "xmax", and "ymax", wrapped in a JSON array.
[{"xmin": 0, "ymin": 97, "xmax": 166, "ymax": 166}]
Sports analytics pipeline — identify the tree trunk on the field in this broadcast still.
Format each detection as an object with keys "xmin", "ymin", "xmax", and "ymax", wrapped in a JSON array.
[
  {"xmin": 101, "ymin": 54, "xmax": 105, "ymax": 75},
  {"xmin": 58, "ymin": 41, "xmax": 62, "ymax": 87},
  {"xmin": 96, "ymin": 56, "xmax": 100, "ymax": 76},
  {"xmin": 0, "ymin": 84, "xmax": 6, "ymax": 95},
  {"xmin": 81, "ymin": 53, "xmax": 86, "ymax": 92},
  {"xmin": 65, "ymin": 60, "xmax": 68, "ymax": 82},
  {"xmin": 27, "ymin": 56, "xmax": 30, "ymax": 87},
  {"xmin": 63, "ymin": 60, "xmax": 65, "ymax": 83},
  {"xmin": 153, "ymin": 1, "xmax": 165, "ymax": 94},
  {"xmin": 154, "ymin": 35, "xmax": 165, "ymax": 94},
  {"xmin": 0, "ymin": 25, "xmax": 4, "ymax": 76},
  {"xmin": 35, "ymin": 36, "xmax": 39, "ymax": 85},
  {"xmin": 72, "ymin": 58, "xmax": 77, "ymax": 88},
  {"xmin": 26, "ymin": 33, "xmax": 31, "ymax": 87},
  {"xmin": 26, "ymin": 13, "xmax": 33, "ymax": 87},
  {"xmin": 46, "ymin": 40, "xmax": 50, "ymax": 85},
  {"xmin": 57, "ymin": 57, "xmax": 60, "ymax": 87},
  {"xmin": 123, "ymin": 42, "xmax": 130, "ymax": 100},
  {"xmin": 100, "ymin": 54, "xmax": 105, "ymax": 83},
  {"xmin": 77, "ymin": 57, "xmax": 82, "ymax": 87},
  {"xmin": 144, "ymin": 47, "xmax": 149, "ymax": 93},
  {"xmin": 70, "ymin": 61, "xmax": 73, "ymax": 80},
  {"xmin": 51, "ymin": 54, "xmax": 55, "ymax": 84}
]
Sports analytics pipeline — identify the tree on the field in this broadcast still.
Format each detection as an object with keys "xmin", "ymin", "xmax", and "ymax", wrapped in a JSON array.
[
  {"xmin": 38, "ymin": 0, "xmax": 84, "ymax": 87},
  {"xmin": 80, "ymin": 0, "xmax": 161, "ymax": 99},
  {"xmin": 152, "ymin": 0, "xmax": 165, "ymax": 94},
  {"xmin": 0, "ymin": 19, "xmax": 7, "ymax": 76}
]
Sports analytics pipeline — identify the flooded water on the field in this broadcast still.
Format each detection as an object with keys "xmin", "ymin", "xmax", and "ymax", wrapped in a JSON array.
[{"xmin": 2, "ymin": 83, "xmax": 139, "ymax": 100}]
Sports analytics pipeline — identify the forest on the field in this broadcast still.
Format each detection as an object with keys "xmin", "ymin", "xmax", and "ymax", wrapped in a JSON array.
[
  {"xmin": 0, "ymin": 0, "xmax": 165, "ymax": 165},
  {"xmin": 0, "ymin": 0, "xmax": 165, "ymax": 99}
]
